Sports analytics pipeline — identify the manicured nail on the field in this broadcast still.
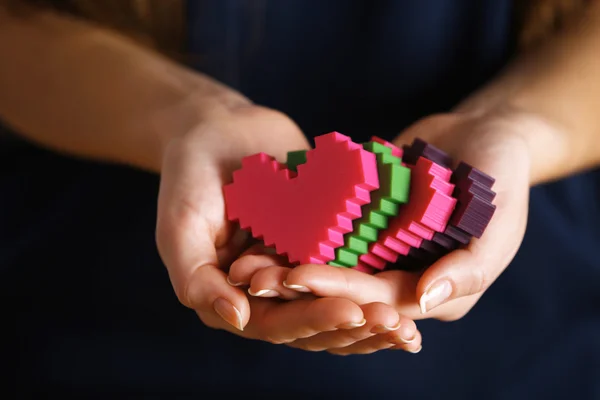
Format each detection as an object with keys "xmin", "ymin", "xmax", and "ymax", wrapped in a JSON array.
[
  {"xmin": 419, "ymin": 279, "xmax": 452, "ymax": 314},
  {"xmin": 213, "ymin": 298, "xmax": 244, "ymax": 331},
  {"xmin": 408, "ymin": 345, "xmax": 422, "ymax": 354},
  {"xmin": 282, "ymin": 281, "xmax": 311, "ymax": 293},
  {"xmin": 248, "ymin": 288, "xmax": 280, "ymax": 297},
  {"xmin": 399, "ymin": 334, "xmax": 415, "ymax": 344},
  {"xmin": 388, "ymin": 333, "xmax": 415, "ymax": 345},
  {"xmin": 371, "ymin": 321, "xmax": 402, "ymax": 333},
  {"xmin": 226, "ymin": 276, "xmax": 245, "ymax": 287},
  {"xmin": 336, "ymin": 319, "xmax": 367, "ymax": 329}
]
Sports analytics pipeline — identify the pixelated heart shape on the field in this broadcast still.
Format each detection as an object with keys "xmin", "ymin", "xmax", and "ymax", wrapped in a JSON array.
[
  {"xmin": 223, "ymin": 132, "xmax": 379, "ymax": 265},
  {"xmin": 331, "ymin": 141, "xmax": 411, "ymax": 267},
  {"xmin": 401, "ymin": 139, "xmax": 497, "ymax": 266},
  {"xmin": 360, "ymin": 157, "xmax": 457, "ymax": 270},
  {"xmin": 284, "ymin": 140, "xmax": 411, "ymax": 268}
]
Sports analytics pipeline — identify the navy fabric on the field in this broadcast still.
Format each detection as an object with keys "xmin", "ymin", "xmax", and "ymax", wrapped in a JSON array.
[
  {"xmin": 3, "ymin": 1, "xmax": 600, "ymax": 398},
  {"xmin": 187, "ymin": 0, "xmax": 513, "ymax": 140}
]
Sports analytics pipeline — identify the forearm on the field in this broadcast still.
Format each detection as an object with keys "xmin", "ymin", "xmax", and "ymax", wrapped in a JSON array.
[
  {"xmin": 458, "ymin": 2, "xmax": 600, "ymax": 185},
  {"xmin": 0, "ymin": 6, "xmax": 249, "ymax": 172}
]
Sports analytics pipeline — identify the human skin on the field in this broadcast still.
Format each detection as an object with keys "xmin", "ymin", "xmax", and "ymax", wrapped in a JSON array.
[
  {"xmin": 228, "ymin": 1, "xmax": 600, "ymax": 349},
  {"xmin": 0, "ymin": 5, "xmax": 422, "ymax": 354}
]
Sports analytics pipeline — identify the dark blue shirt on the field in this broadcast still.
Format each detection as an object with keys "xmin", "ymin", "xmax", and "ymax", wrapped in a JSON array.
[{"xmin": 3, "ymin": 1, "xmax": 600, "ymax": 398}]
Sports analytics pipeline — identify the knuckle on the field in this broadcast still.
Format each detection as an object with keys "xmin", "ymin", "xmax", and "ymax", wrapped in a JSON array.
[
  {"xmin": 476, "ymin": 268, "xmax": 492, "ymax": 293},
  {"xmin": 463, "ymin": 267, "xmax": 491, "ymax": 297}
]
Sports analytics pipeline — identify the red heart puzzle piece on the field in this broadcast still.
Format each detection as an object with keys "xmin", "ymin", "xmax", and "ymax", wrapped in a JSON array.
[{"xmin": 223, "ymin": 132, "xmax": 379, "ymax": 265}]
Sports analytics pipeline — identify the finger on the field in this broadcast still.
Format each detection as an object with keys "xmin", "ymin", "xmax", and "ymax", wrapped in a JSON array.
[
  {"xmin": 284, "ymin": 263, "xmax": 487, "ymax": 320},
  {"xmin": 328, "ymin": 319, "xmax": 422, "ymax": 356},
  {"xmin": 283, "ymin": 264, "xmax": 420, "ymax": 308},
  {"xmin": 327, "ymin": 336, "xmax": 394, "ymax": 355},
  {"xmin": 247, "ymin": 297, "xmax": 366, "ymax": 344},
  {"xmin": 387, "ymin": 318, "xmax": 422, "ymax": 353},
  {"xmin": 286, "ymin": 302, "xmax": 401, "ymax": 351},
  {"xmin": 416, "ymin": 141, "xmax": 530, "ymax": 315},
  {"xmin": 228, "ymin": 245, "xmax": 290, "ymax": 286},
  {"xmin": 248, "ymin": 266, "xmax": 311, "ymax": 300},
  {"xmin": 156, "ymin": 144, "xmax": 250, "ymax": 330}
]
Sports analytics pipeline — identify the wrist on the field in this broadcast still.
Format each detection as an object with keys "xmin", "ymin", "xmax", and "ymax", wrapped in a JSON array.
[
  {"xmin": 137, "ymin": 76, "xmax": 252, "ymax": 173},
  {"xmin": 470, "ymin": 103, "xmax": 572, "ymax": 187},
  {"xmin": 455, "ymin": 86, "xmax": 575, "ymax": 187}
]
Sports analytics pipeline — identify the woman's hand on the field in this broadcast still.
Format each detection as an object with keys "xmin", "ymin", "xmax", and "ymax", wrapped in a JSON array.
[
  {"xmin": 228, "ymin": 107, "xmax": 549, "ymax": 322},
  {"xmin": 155, "ymin": 102, "xmax": 422, "ymax": 354},
  {"xmin": 227, "ymin": 244, "xmax": 422, "ymax": 355}
]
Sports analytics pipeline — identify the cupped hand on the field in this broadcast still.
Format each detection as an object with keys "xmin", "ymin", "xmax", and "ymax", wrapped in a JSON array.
[
  {"xmin": 155, "ymin": 102, "xmax": 311, "ymax": 330},
  {"xmin": 229, "ymin": 108, "xmax": 541, "ymax": 322},
  {"xmin": 154, "ymin": 101, "xmax": 421, "ymax": 353},
  {"xmin": 228, "ymin": 244, "xmax": 422, "ymax": 354}
]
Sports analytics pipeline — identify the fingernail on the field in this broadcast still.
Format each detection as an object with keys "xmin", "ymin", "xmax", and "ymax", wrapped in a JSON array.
[
  {"xmin": 282, "ymin": 281, "xmax": 311, "ymax": 293},
  {"xmin": 408, "ymin": 345, "xmax": 422, "ymax": 354},
  {"xmin": 248, "ymin": 288, "xmax": 280, "ymax": 297},
  {"xmin": 336, "ymin": 318, "xmax": 367, "ymax": 329},
  {"xmin": 419, "ymin": 280, "xmax": 452, "ymax": 314},
  {"xmin": 371, "ymin": 321, "xmax": 402, "ymax": 333},
  {"xmin": 388, "ymin": 333, "xmax": 415, "ymax": 345},
  {"xmin": 399, "ymin": 334, "xmax": 415, "ymax": 344},
  {"xmin": 226, "ymin": 276, "xmax": 245, "ymax": 287},
  {"xmin": 213, "ymin": 298, "xmax": 244, "ymax": 331}
]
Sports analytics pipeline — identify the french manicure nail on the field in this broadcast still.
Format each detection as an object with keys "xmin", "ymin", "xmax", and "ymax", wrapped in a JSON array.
[
  {"xmin": 282, "ymin": 281, "xmax": 311, "ymax": 293},
  {"xmin": 400, "ymin": 335, "xmax": 415, "ymax": 344},
  {"xmin": 226, "ymin": 276, "xmax": 245, "ymax": 287},
  {"xmin": 419, "ymin": 279, "xmax": 452, "ymax": 314},
  {"xmin": 409, "ymin": 345, "xmax": 423, "ymax": 354},
  {"xmin": 372, "ymin": 321, "xmax": 402, "ymax": 333},
  {"xmin": 337, "ymin": 319, "xmax": 367, "ymax": 329},
  {"xmin": 248, "ymin": 288, "xmax": 280, "ymax": 297},
  {"xmin": 388, "ymin": 333, "xmax": 415, "ymax": 345},
  {"xmin": 213, "ymin": 297, "xmax": 244, "ymax": 331}
]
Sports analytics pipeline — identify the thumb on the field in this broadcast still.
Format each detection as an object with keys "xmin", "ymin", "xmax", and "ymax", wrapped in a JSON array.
[
  {"xmin": 415, "ymin": 153, "xmax": 529, "ymax": 316},
  {"xmin": 156, "ymin": 140, "xmax": 250, "ymax": 331},
  {"xmin": 415, "ymin": 249, "xmax": 488, "ymax": 315}
]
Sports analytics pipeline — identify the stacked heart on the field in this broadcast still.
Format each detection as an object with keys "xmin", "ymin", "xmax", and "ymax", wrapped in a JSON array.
[{"xmin": 223, "ymin": 131, "xmax": 497, "ymax": 274}]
